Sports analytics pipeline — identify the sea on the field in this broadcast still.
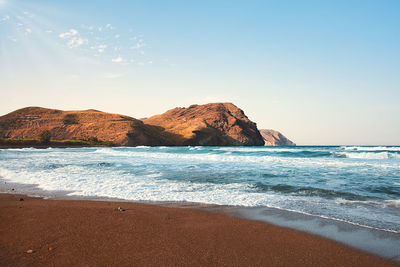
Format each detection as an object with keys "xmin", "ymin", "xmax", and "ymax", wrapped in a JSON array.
[{"xmin": 1, "ymin": 146, "xmax": 399, "ymax": 258}]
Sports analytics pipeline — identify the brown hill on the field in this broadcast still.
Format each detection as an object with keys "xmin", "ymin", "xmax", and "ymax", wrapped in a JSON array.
[
  {"xmin": 0, "ymin": 103, "xmax": 265, "ymax": 146},
  {"xmin": 143, "ymin": 103, "xmax": 264, "ymax": 146},
  {"xmin": 0, "ymin": 107, "xmax": 170, "ymax": 146},
  {"xmin": 259, "ymin": 129, "xmax": 295, "ymax": 146}
]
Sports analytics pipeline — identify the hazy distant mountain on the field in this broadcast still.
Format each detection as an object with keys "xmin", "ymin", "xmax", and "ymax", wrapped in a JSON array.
[{"xmin": 259, "ymin": 129, "xmax": 296, "ymax": 146}]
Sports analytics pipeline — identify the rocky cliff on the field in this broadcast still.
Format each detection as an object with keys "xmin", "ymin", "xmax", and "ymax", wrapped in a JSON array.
[
  {"xmin": 259, "ymin": 129, "xmax": 295, "ymax": 146},
  {"xmin": 0, "ymin": 107, "xmax": 170, "ymax": 146},
  {"xmin": 0, "ymin": 103, "xmax": 265, "ymax": 146},
  {"xmin": 144, "ymin": 103, "xmax": 264, "ymax": 146}
]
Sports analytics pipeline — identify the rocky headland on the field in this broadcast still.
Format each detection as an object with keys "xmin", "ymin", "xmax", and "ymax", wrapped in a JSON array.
[
  {"xmin": 0, "ymin": 103, "xmax": 294, "ymax": 147},
  {"xmin": 143, "ymin": 103, "xmax": 264, "ymax": 146}
]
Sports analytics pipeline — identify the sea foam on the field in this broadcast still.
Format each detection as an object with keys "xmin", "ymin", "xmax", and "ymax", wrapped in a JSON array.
[{"xmin": 0, "ymin": 146, "xmax": 399, "ymax": 233}]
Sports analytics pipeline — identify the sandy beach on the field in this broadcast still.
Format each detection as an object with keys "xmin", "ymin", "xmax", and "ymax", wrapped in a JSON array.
[{"xmin": 0, "ymin": 193, "xmax": 397, "ymax": 266}]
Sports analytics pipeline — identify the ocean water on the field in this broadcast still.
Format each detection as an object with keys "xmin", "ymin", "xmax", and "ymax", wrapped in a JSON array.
[{"xmin": 0, "ymin": 146, "xmax": 399, "ymax": 233}]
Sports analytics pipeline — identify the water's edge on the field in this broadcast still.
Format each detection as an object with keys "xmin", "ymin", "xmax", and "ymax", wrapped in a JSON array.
[{"xmin": 1, "ymin": 177, "xmax": 399, "ymax": 262}]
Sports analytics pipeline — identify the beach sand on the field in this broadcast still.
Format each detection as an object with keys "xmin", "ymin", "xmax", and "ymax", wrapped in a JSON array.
[{"xmin": 0, "ymin": 193, "xmax": 397, "ymax": 266}]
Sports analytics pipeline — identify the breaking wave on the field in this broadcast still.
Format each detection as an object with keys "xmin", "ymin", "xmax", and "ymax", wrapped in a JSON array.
[{"xmin": 0, "ymin": 146, "xmax": 399, "ymax": 232}]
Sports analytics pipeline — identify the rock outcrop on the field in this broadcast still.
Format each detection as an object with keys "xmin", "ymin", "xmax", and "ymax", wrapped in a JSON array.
[
  {"xmin": 0, "ymin": 107, "xmax": 170, "ymax": 146},
  {"xmin": 144, "ymin": 103, "xmax": 264, "ymax": 146},
  {"xmin": 259, "ymin": 129, "xmax": 295, "ymax": 146},
  {"xmin": 0, "ymin": 103, "xmax": 265, "ymax": 146}
]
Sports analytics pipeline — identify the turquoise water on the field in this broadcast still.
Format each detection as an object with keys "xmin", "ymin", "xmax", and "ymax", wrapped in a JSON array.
[{"xmin": 0, "ymin": 146, "xmax": 399, "ymax": 232}]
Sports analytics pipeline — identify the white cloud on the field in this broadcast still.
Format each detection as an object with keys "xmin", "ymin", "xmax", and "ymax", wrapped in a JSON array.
[
  {"xmin": 90, "ymin": 44, "xmax": 107, "ymax": 53},
  {"xmin": 112, "ymin": 56, "xmax": 123, "ymax": 63},
  {"xmin": 59, "ymin": 29, "xmax": 78, "ymax": 39},
  {"xmin": 130, "ymin": 38, "xmax": 145, "ymax": 49},
  {"xmin": 25, "ymin": 28, "xmax": 32, "ymax": 35},
  {"xmin": 53, "ymin": 25, "xmax": 153, "ymax": 64},
  {"xmin": 104, "ymin": 73, "xmax": 123, "ymax": 79},
  {"xmin": 7, "ymin": 36, "xmax": 17, "ymax": 42},
  {"xmin": 105, "ymin": 24, "xmax": 114, "ymax": 30},
  {"xmin": 97, "ymin": 45, "xmax": 107, "ymax": 53},
  {"xmin": 59, "ymin": 29, "xmax": 87, "ymax": 48},
  {"xmin": 0, "ymin": 15, "xmax": 10, "ymax": 22},
  {"xmin": 67, "ymin": 37, "xmax": 87, "ymax": 48},
  {"xmin": 45, "ymin": 30, "xmax": 53, "ymax": 33},
  {"xmin": 131, "ymin": 42, "xmax": 145, "ymax": 49}
]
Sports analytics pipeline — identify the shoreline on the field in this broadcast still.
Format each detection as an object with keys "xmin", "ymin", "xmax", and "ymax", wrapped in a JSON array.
[
  {"xmin": 1, "ymin": 178, "xmax": 400, "ymax": 263},
  {"xmin": 1, "ymin": 193, "xmax": 398, "ymax": 266}
]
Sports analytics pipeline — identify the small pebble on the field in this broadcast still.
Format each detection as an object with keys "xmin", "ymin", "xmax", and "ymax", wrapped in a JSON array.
[
  {"xmin": 19, "ymin": 198, "xmax": 24, "ymax": 201},
  {"xmin": 117, "ymin": 207, "xmax": 126, "ymax": 212},
  {"xmin": 26, "ymin": 249, "xmax": 33, "ymax": 254},
  {"xmin": 48, "ymin": 247, "xmax": 53, "ymax": 252}
]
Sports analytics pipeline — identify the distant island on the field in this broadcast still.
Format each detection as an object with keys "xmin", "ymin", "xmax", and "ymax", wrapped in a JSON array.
[{"xmin": 0, "ymin": 103, "xmax": 295, "ymax": 147}]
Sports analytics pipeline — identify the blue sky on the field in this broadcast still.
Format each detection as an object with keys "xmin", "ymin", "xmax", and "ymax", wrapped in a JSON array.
[{"xmin": 1, "ymin": 0, "xmax": 399, "ymax": 145}]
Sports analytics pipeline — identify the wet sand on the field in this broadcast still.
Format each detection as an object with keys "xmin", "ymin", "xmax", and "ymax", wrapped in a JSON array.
[{"xmin": 0, "ymin": 193, "xmax": 397, "ymax": 266}]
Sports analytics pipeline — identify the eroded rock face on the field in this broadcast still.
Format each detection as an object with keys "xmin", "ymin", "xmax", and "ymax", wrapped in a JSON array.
[
  {"xmin": 143, "ymin": 103, "xmax": 265, "ymax": 146},
  {"xmin": 0, "ymin": 107, "xmax": 169, "ymax": 146},
  {"xmin": 259, "ymin": 129, "xmax": 295, "ymax": 146},
  {"xmin": 0, "ymin": 103, "xmax": 266, "ymax": 146}
]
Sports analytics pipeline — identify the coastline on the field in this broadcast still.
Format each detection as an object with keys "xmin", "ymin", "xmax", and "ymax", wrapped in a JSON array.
[
  {"xmin": 1, "ymin": 191, "xmax": 399, "ymax": 266},
  {"xmin": 1, "ymin": 178, "xmax": 400, "ymax": 263}
]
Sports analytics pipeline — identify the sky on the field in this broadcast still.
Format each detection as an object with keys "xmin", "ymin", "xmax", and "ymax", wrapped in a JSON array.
[{"xmin": 1, "ymin": 0, "xmax": 399, "ymax": 145}]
